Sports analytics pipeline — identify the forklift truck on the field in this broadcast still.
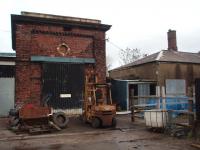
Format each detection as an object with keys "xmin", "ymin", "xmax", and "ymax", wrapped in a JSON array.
[{"xmin": 82, "ymin": 73, "xmax": 117, "ymax": 128}]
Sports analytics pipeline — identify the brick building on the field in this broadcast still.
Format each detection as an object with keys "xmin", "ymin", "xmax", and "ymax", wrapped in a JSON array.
[{"xmin": 11, "ymin": 12, "xmax": 111, "ymax": 113}]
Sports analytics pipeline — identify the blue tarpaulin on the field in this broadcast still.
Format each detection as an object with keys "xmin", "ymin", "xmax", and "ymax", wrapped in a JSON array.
[{"xmin": 146, "ymin": 97, "xmax": 189, "ymax": 111}]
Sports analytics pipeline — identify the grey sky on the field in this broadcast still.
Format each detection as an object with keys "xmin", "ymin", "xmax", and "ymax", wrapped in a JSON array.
[{"xmin": 0, "ymin": 0, "xmax": 200, "ymax": 68}]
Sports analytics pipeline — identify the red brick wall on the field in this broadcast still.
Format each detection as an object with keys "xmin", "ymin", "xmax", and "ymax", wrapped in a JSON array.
[{"xmin": 15, "ymin": 23, "xmax": 107, "ymax": 104}]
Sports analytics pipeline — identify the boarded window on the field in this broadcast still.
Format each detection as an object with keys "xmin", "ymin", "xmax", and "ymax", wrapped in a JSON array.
[{"xmin": 166, "ymin": 79, "xmax": 186, "ymax": 96}]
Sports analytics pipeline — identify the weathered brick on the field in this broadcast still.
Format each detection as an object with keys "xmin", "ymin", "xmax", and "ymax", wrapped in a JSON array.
[{"xmin": 15, "ymin": 18, "xmax": 109, "ymax": 104}]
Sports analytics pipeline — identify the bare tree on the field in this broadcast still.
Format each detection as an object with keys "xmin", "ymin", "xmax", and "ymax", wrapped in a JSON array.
[{"xmin": 119, "ymin": 48, "xmax": 142, "ymax": 65}]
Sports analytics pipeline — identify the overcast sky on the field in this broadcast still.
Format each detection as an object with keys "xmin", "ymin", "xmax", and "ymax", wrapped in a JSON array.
[{"xmin": 0, "ymin": 0, "xmax": 200, "ymax": 68}]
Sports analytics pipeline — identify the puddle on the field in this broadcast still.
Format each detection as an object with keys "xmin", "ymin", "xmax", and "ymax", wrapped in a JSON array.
[
  {"xmin": 13, "ymin": 143, "xmax": 65, "ymax": 150},
  {"xmin": 13, "ymin": 147, "xmax": 39, "ymax": 150}
]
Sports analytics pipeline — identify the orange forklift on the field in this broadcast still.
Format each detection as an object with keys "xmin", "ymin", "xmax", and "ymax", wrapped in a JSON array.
[{"xmin": 82, "ymin": 72, "xmax": 117, "ymax": 128}]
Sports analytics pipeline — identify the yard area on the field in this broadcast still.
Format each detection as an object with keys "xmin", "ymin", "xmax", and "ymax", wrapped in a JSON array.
[{"xmin": 0, "ymin": 114, "xmax": 198, "ymax": 150}]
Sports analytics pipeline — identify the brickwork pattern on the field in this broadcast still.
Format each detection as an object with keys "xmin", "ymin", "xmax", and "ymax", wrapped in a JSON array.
[{"xmin": 15, "ymin": 23, "xmax": 107, "ymax": 104}]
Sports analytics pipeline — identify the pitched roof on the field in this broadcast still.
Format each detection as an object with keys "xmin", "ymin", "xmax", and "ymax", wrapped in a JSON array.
[{"xmin": 111, "ymin": 50, "xmax": 200, "ymax": 71}]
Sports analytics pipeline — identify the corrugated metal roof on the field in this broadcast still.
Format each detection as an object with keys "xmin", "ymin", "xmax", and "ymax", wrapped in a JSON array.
[
  {"xmin": 0, "ymin": 53, "xmax": 16, "ymax": 57},
  {"xmin": 112, "ymin": 50, "xmax": 200, "ymax": 71}
]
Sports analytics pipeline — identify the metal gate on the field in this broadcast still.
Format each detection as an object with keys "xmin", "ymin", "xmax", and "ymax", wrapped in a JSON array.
[
  {"xmin": 42, "ymin": 63, "xmax": 84, "ymax": 114},
  {"xmin": 0, "ymin": 65, "xmax": 15, "ymax": 116},
  {"xmin": 0, "ymin": 78, "xmax": 15, "ymax": 116}
]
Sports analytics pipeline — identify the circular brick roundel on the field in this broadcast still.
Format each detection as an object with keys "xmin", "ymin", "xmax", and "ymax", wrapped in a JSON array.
[{"xmin": 57, "ymin": 43, "xmax": 71, "ymax": 56}]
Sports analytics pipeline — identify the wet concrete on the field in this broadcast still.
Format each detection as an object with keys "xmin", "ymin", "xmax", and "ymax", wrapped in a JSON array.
[{"xmin": 0, "ymin": 114, "xmax": 197, "ymax": 150}]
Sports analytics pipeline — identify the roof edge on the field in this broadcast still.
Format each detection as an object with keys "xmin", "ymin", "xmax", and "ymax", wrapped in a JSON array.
[
  {"xmin": 109, "ymin": 61, "xmax": 157, "ymax": 72},
  {"xmin": 21, "ymin": 11, "xmax": 101, "ymax": 24},
  {"xmin": 11, "ymin": 14, "xmax": 111, "ymax": 50}
]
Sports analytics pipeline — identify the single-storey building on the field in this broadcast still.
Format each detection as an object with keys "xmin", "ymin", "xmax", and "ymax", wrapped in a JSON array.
[
  {"xmin": 0, "ymin": 53, "xmax": 15, "ymax": 116},
  {"xmin": 109, "ymin": 30, "xmax": 200, "ymax": 110}
]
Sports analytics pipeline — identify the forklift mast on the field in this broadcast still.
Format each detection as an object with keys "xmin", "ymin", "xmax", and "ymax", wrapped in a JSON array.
[{"xmin": 82, "ymin": 71, "xmax": 116, "ymax": 128}]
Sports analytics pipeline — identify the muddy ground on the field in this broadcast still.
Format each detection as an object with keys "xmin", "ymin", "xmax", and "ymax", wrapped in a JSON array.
[{"xmin": 0, "ymin": 114, "xmax": 198, "ymax": 150}]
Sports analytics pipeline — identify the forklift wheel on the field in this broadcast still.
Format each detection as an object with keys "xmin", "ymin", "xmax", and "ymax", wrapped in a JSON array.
[
  {"xmin": 112, "ymin": 117, "xmax": 117, "ymax": 127},
  {"xmin": 53, "ymin": 112, "xmax": 69, "ymax": 129},
  {"xmin": 91, "ymin": 118, "xmax": 100, "ymax": 128}
]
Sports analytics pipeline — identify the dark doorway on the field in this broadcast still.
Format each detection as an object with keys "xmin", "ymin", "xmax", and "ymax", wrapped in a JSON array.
[
  {"xmin": 42, "ymin": 63, "xmax": 84, "ymax": 109},
  {"xmin": 195, "ymin": 78, "xmax": 200, "ymax": 122}
]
